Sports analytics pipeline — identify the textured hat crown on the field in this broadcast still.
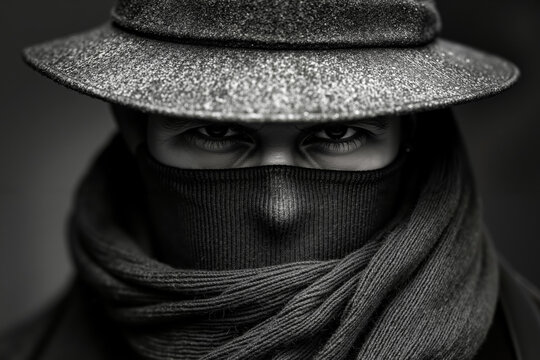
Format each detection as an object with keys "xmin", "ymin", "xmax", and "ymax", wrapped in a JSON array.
[{"xmin": 112, "ymin": 0, "xmax": 441, "ymax": 48}]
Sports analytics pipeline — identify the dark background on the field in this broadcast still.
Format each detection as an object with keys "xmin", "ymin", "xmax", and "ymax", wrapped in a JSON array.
[{"xmin": 1, "ymin": 0, "xmax": 538, "ymax": 332}]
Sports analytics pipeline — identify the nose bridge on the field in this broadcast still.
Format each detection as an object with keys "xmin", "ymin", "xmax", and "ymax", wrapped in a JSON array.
[
  {"xmin": 258, "ymin": 124, "xmax": 299, "ymax": 166},
  {"xmin": 260, "ymin": 146, "xmax": 296, "ymax": 166}
]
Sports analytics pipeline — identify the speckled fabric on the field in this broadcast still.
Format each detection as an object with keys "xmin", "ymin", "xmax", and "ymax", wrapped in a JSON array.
[
  {"xmin": 23, "ymin": 23, "xmax": 518, "ymax": 123},
  {"xmin": 112, "ymin": 0, "xmax": 441, "ymax": 48}
]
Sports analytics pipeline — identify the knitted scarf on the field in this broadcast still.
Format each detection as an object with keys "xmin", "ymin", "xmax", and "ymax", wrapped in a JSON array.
[{"xmin": 70, "ymin": 114, "xmax": 498, "ymax": 360}]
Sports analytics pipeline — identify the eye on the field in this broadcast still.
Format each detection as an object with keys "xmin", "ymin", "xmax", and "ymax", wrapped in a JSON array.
[
  {"xmin": 181, "ymin": 123, "xmax": 254, "ymax": 152},
  {"xmin": 301, "ymin": 124, "xmax": 376, "ymax": 154},
  {"xmin": 197, "ymin": 124, "xmax": 241, "ymax": 139},
  {"xmin": 313, "ymin": 125, "xmax": 358, "ymax": 141}
]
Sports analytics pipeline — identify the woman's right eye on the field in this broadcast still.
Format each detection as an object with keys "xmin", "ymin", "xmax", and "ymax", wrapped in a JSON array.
[
  {"xmin": 197, "ymin": 124, "xmax": 241, "ymax": 139},
  {"xmin": 312, "ymin": 125, "xmax": 359, "ymax": 141},
  {"xmin": 182, "ymin": 124, "xmax": 254, "ymax": 152}
]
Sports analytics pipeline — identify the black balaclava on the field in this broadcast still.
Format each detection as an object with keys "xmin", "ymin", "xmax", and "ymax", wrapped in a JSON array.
[{"xmin": 135, "ymin": 145, "xmax": 410, "ymax": 270}]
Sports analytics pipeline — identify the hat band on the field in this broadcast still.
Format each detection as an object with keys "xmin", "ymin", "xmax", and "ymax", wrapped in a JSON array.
[{"xmin": 112, "ymin": 0, "xmax": 441, "ymax": 49}]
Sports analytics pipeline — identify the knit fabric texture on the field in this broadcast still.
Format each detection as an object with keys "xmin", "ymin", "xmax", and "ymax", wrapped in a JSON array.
[
  {"xmin": 135, "ymin": 145, "xmax": 406, "ymax": 269},
  {"xmin": 69, "ymin": 113, "xmax": 499, "ymax": 359},
  {"xmin": 112, "ymin": 0, "xmax": 440, "ymax": 48}
]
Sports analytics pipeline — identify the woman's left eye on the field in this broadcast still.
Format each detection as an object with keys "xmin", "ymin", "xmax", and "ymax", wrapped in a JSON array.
[
  {"xmin": 197, "ymin": 124, "xmax": 241, "ymax": 139},
  {"xmin": 302, "ymin": 124, "xmax": 374, "ymax": 154},
  {"xmin": 313, "ymin": 125, "xmax": 358, "ymax": 141}
]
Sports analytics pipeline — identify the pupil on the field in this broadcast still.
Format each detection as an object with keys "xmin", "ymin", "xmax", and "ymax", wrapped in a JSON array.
[
  {"xmin": 324, "ymin": 125, "xmax": 348, "ymax": 140},
  {"xmin": 206, "ymin": 124, "xmax": 229, "ymax": 138}
]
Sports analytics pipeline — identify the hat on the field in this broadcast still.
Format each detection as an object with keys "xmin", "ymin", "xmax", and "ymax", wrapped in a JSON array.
[{"xmin": 23, "ymin": 0, "xmax": 519, "ymax": 123}]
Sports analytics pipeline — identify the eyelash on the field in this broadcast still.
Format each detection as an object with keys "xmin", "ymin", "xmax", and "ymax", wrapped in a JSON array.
[
  {"xmin": 307, "ymin": 134, "xmax": 369, "ymax": 153},
  {"xmin": 181, "ymin": 127, "xmax": 251, "ymax": 152},
  {"xmin": 182, "ymin": 125, "xmax": 375, "ymax": 153},
  {"xmin": 302, "ymin": 128, "xmax": 373, "ymax": 153}
]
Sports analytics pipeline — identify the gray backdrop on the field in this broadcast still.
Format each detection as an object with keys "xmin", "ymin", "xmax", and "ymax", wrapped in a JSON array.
[{"xmin": 1, "ymin": 0, "xmax": 539, "ymax": 332}]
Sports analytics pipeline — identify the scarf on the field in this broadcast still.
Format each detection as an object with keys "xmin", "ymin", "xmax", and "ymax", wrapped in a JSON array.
[{"xmin": 70, "ymin": 111, "xmax": 499, "ymax": 359}]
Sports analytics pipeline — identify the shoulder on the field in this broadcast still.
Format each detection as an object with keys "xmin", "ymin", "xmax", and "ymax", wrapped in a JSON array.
[
  {"xmin": 0, "ymin": 281, "xmax": 132, "ymax": 360},
  {"xmin": 498, "ymin": 261, "xmax": 540, "ymax": 360},
  {"xmin": 0, "ymin": 294, "xmax": 65, "ymax": 360}
]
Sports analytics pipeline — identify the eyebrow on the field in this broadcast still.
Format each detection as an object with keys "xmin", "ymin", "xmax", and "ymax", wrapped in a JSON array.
[
  {"xmin": 155, "ymin": 115, "xmax": 199, "ymax": 132},
  {"xmin": 156, "ymin": 115, "xmax": 265, "ymax": 132},
  {"xmin": 295, "ymin": 117, "xmax": 391, "ymax": 131},
  {"xmin": 155, "ymin": 115, "xmax": 391, "ymax": 133},
  {"xmin": 358, "ymin": 117, "xmax": 391, "ymax": 130}
]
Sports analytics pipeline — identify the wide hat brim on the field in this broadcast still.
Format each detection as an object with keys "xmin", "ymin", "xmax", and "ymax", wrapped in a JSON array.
[{"xmin": 24, "ymin": 23, "xmax": 519, "ymax": 122}]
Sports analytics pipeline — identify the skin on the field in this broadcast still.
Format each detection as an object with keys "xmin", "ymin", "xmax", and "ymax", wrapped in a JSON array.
[{"xmin": 113, "ymin": 106, "xmax": 404, "ymax": 171}]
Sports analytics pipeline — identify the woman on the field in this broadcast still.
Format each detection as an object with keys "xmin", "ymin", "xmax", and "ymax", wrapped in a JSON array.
[{"xmin": 2, "ymin": 0, "xmax": 539, "ymax": 359}]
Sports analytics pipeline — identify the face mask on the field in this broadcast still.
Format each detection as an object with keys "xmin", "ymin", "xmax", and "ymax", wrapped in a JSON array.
[{"xmin": 136, "ymin": 145, "xmax": 408, "ymax": 270}]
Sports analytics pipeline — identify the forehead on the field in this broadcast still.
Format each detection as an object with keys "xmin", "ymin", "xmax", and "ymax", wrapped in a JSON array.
[{"xmin": 151, "ymin": 113, "xmax": 395, "ymax": 132}]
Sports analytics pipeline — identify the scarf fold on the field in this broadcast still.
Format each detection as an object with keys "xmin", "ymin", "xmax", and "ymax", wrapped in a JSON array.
[{"xmin": 70, "ymin": 114, "xmax": 498, "ymax": 360}]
